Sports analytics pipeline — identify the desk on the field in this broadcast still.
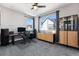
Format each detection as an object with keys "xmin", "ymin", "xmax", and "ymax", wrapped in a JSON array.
[
  {"xmin": 9, "ymin": 33, "xmax": 20, "ymax": 44},
  {"xmin": 9, "ymin": 32, "xmax": 23, "ymax": 44},
  {"xmin": 9, "ymin": 32, "xmax": 33, "ymax": 44}
]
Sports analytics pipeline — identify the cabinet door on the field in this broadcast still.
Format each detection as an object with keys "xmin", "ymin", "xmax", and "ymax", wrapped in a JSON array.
[
  {"xmin": 37, "ymin": 33, "xmax": 43, "ymax": 39},
  {"xmin": 44, "ymin": 34, "xmax": 53, "ymax": 42},
  {"xmin": 59, "ymin": 31, "xmax": 67, "ymax": 45},
  {"xmin": 68, "ymin": 31, "xmax": 78, "ymax": 48},
  {"xmin": 37, "ymin": 33, "xmax": 39, "ymax": 38}
]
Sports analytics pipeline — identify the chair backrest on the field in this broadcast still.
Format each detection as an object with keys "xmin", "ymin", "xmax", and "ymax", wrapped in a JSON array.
[{"xmin": 24, "ymin": 31, "xmax": 30, "ymax": 37}]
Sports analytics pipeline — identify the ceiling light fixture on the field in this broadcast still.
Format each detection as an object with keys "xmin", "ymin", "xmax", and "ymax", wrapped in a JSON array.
[
  {"xmin": 31, "ymin": 3, "xmax": 46, "ymax": 10},
  {"xmin": 33, "ymin": 5, "xmax": 38, "ymax": 10}
]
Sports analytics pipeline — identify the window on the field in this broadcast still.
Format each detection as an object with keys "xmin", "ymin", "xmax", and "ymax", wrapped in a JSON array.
[
  {"xmin": 39, "ymin": 13, "xmax": 56, "ymax": 33},
  {"xmin": 25, "ymin": 18, "xmax": 33, "ymax": 31}
]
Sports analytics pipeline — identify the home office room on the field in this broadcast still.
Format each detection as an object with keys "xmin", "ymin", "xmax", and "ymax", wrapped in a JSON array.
[{"xmin": 0, "ymin": 0, "xmax": 79, "ymax": 57}]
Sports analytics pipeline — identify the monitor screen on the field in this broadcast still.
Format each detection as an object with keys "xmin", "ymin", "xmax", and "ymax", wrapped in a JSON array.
[{"xmin": 18, "ymin": 27, "xmax": 26, "ymax": 32}]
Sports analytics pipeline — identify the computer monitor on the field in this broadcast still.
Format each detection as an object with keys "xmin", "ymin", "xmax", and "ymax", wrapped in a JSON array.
[{"xmin": 18, "ymin": 27, "xmax": 26, "ymax": 32}]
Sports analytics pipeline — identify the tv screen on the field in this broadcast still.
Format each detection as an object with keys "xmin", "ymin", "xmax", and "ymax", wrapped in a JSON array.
[{"xmin": 18, "ymin": 27, "xmax": 26, "ymax": 32}]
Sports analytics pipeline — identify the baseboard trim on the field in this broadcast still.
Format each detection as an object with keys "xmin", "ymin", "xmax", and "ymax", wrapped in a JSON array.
[
  {"xmin": 56, "ymin": 42, "xmax": 79, "ymax": 50},
  {"xmin": 37, "ymin": 38, "xmax": 55, "ymax": 44}
]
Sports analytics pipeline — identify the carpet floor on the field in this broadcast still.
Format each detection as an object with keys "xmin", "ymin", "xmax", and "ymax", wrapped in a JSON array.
[{"xmin": 0, "ymin": 39, "xmax": 79, "ymax": 56}]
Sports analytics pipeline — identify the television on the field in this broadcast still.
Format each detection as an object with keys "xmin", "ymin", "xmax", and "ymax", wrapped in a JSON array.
[{"xmin": 18, "ymin": 27, "xmax": 26, "ymax": 32}]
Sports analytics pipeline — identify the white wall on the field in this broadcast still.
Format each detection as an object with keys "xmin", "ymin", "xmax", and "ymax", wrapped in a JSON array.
[
  {"xmin": 1, "ymin": 6, "xmax": 28, "ymax": 32},
  {"xmin": 35, "ymin": 17, "xmax": 39, "ymax": 32},
  {"xmin": 59, "ymin": 4, "xmax": 79, "ymax": 18}
]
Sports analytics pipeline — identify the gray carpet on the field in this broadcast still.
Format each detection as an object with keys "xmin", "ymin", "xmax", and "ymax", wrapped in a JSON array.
[{"xmin": 0, "ymin": 39, "xmax": 79, "ymax": 56}]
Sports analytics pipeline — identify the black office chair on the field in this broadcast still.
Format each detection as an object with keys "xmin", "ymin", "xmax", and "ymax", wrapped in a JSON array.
[{"xmin": 20, "ymin": 31, "xmax": 30, "ymax": 44}]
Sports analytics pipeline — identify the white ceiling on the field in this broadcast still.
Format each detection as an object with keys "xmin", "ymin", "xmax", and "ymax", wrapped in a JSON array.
[{"xmin": 0, "ymin": 3, "xmax": 69, "ymax": 17}]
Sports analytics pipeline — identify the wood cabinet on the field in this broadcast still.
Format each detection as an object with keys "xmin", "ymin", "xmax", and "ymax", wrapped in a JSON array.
[
  {"xmin": 37, "ymin": 33, "xmax": 55, "ymax": 43},
  {"xmin": 68, "ymin": 31, "xmax": 78, "ymax": 47},
  {"xmin": 59, "ymin": 31, "xmax": 67, "ymax": 45},
  {"xmin": 59, "ymin": 15, "xmax": 79, "ymax": 48},
  {"xmin": 59, "ymin": 31, "xmax": 78, "ymax": 48}
]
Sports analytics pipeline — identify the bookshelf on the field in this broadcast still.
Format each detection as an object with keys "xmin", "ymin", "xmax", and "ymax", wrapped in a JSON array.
[{"xmin": 59, "ymin": 15, "xmax": 79, "ymax": 48}]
